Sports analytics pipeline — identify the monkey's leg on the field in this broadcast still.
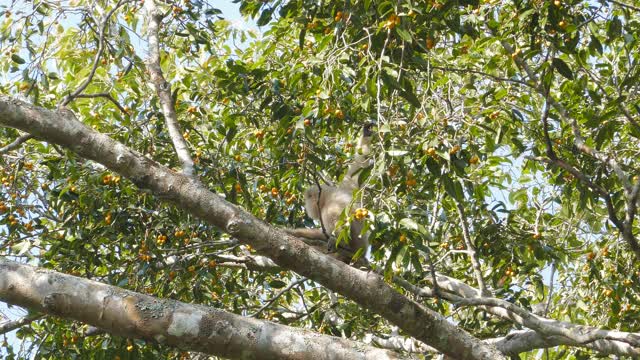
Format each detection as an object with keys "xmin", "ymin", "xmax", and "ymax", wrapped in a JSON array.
[{"xmin": 284, "ymin": 227, "xmax": 328, "ymax": 240}]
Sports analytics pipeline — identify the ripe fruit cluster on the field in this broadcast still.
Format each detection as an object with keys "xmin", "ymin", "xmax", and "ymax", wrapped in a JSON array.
[{"xmin": 354, "ymin": 207, "xmax": 369, "ymax": 220}]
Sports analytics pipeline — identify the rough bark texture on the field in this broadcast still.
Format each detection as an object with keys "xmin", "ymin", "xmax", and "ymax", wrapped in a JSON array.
[
  {"xmin": 0, "ymin": 96, "xmax": 507, "ymax": 360},
  {"xmin": 0, "ymin": 259, "xmax": 404, "ymax": 360}
]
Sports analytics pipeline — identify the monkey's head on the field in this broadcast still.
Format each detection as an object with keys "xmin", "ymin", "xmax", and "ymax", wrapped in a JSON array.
[{"xmin": 362, "ymin": 121, "xmax": 376, "ymax": 137}]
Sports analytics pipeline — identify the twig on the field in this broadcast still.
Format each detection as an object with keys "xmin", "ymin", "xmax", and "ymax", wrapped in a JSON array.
[
  {"xmin": 0, "ymin": 314, "xmax": 45, "ymax": 334},
  {"xmin": 145, "ymin": 0, "xmax": 195, "ymax": 177},
  {"xmin": 503, "ymin": 40, "xmax": 640, "ymax": 259},
  {"xmin": 431, "ymin": 65, "xmax": 530, "ymax": 87},
  {"xmin": 0, "ymin": 134, "xmax": 33, "ymax": 155},
  {"xmin": 250, "ymin": 277, "xmax": 307, "ymax": 317},
  {"xmin": 606, "ymin": 0, "xmax": 640, "ymax": 11},
  {"xmin": 61, "ymin": 0, "xmax": 128, "ymax": 106},
  {"xmin": 454, "ymin": 201, "xmax": 489, "ymax": 296},
  {"xmin": 75, "ymin": 93, "xmax": 128, "ymax": 114}
]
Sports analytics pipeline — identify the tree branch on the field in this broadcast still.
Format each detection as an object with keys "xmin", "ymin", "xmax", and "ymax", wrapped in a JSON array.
[
  {"xmin": 75, "ymin": 93, "xmax": 128, "ymax": 115},
  {"xmin": 605, "ymin": 0, "xmax": 640, "ymax": 11},
  {"xmin": 487, "ymin": 329, "xmax": 640, "ymax": 357},
  {"xmin": 0, "ymin": 96, "xmax": 507, "ymax": 360},
  {"xmin": 0, "ymin": 134, "xmax": 33, "ymax": 155},
  {"xmin": 145, "ymin": 0, "xmax": 195, "ymax": 177},
  {"xmin": 0, "ymin": 313, "xmax": 45, "ymax": 335},
  {"xmin": 453, "ymin": 201, "xmax": 489, "ymax": 296},
  {"xmin": 61, "ymin": 0, "xmax": 128, "ymax": 106},
  {"xmin": 250, "ymin": 277, "xmax": 308, "ymax": 317},
  {"xmin": 398, "ymin": 273, "xmax": 640, "ymax": 354},
  {"xmin": 502, "ymin": 40, "xmax": 640, "ymax": 260},
  {"xmin": 0, "ymin": 259, "xmax": 403, "ymax": 360}
]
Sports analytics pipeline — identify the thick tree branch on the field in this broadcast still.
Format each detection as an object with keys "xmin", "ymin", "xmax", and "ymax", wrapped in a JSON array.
[
  {"xmin": 487, "ymin": 330, "xmax": 640, "ymax": 357},
  {"xmin": 0, "ymin": 259, "xmax": 403, "ymax": 360},
  {"xmin": 398, "ymin": 273, "xmax": 640, "ymax": 355},
  {"xmin": 0, "ymin": 96, "xmax": 507, "ymax": 360},
  {"xmin": 145, "ymin": 0, "xmax": 195, "ymax": 177}
]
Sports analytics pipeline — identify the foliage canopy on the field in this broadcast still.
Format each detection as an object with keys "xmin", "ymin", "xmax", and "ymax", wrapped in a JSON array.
[{"xmin": 1, "ymin": 0, "xmax": 639, "ymax": 358}]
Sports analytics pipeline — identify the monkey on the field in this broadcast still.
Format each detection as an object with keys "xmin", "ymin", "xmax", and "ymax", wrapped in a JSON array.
[{"xmin": 286, "ymin": 123, "xmax": 374, "ymax": 262}]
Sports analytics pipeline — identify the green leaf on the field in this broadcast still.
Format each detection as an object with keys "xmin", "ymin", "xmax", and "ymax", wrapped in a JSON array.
[
  {"xmin": 396, "ymin": 28, "xmax": 412, "ymax": 42},
  {"xmin": 257, "ymin": 8, "xmax": 274, "ymax": 26},
  {"xmin": 269, "ymin": 280, "xmax": 287, "ymax": 288},
  {"xmin": 387, "ymin": 149, "xmax": 408, "ymax": 156},
  {"xmin": 442, "ymin": 176, "xmax": 464, "ymax": 201},
  {"xmin": 11, "ymin": 54, "xmax": 25, "ymax": 64},
  {"xmin": 552, "ymin": 58, "xmax": 573, "ymax": 80},
  {"xmin": 399, "ymin": 218, "xmax": 419, "ymax": 231}
]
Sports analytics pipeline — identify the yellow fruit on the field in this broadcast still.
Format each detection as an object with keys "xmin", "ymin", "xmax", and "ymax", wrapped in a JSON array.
[
  {"xmin": 354, "ymin": 208, "xmax": 369, "ymax": 220},
  {"xmin": 387, "ymin": 164, "xmax": 399, "ymax": 177},
  {"xmin": 383, "ymin": 14, "xmax": 400, "ymax": 30},
  {"xmin": 449, "ymin": 145, "xmax": 461, "ymax": 155},
  {"xmin": 334, "ymin": 11, "xmax": 343, "ymax": 21},
  {"xmin": 334, "ymin": 109, "xmax": 345, "ymax": 119},
  {"xmin": 426, "ymin": 37, "xmax": 435, "ymax": 50},
  {"xmin": 426, "ymin": 147, "xmax": 437, "ymax": 157},
  {"xmin": 271, "ymin": 187, "xmax": 279, "ymax": 197},
  {"xmin": 558, "ymin": 20, "xmax": 567, "ymax": 29},
  {"xmin": 469, "ymin": 155, "xmax": 479, "ymax": 164},
  {"xmin": 303, "ymin": 119, "xmax": 311, "ymax": 126}
]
